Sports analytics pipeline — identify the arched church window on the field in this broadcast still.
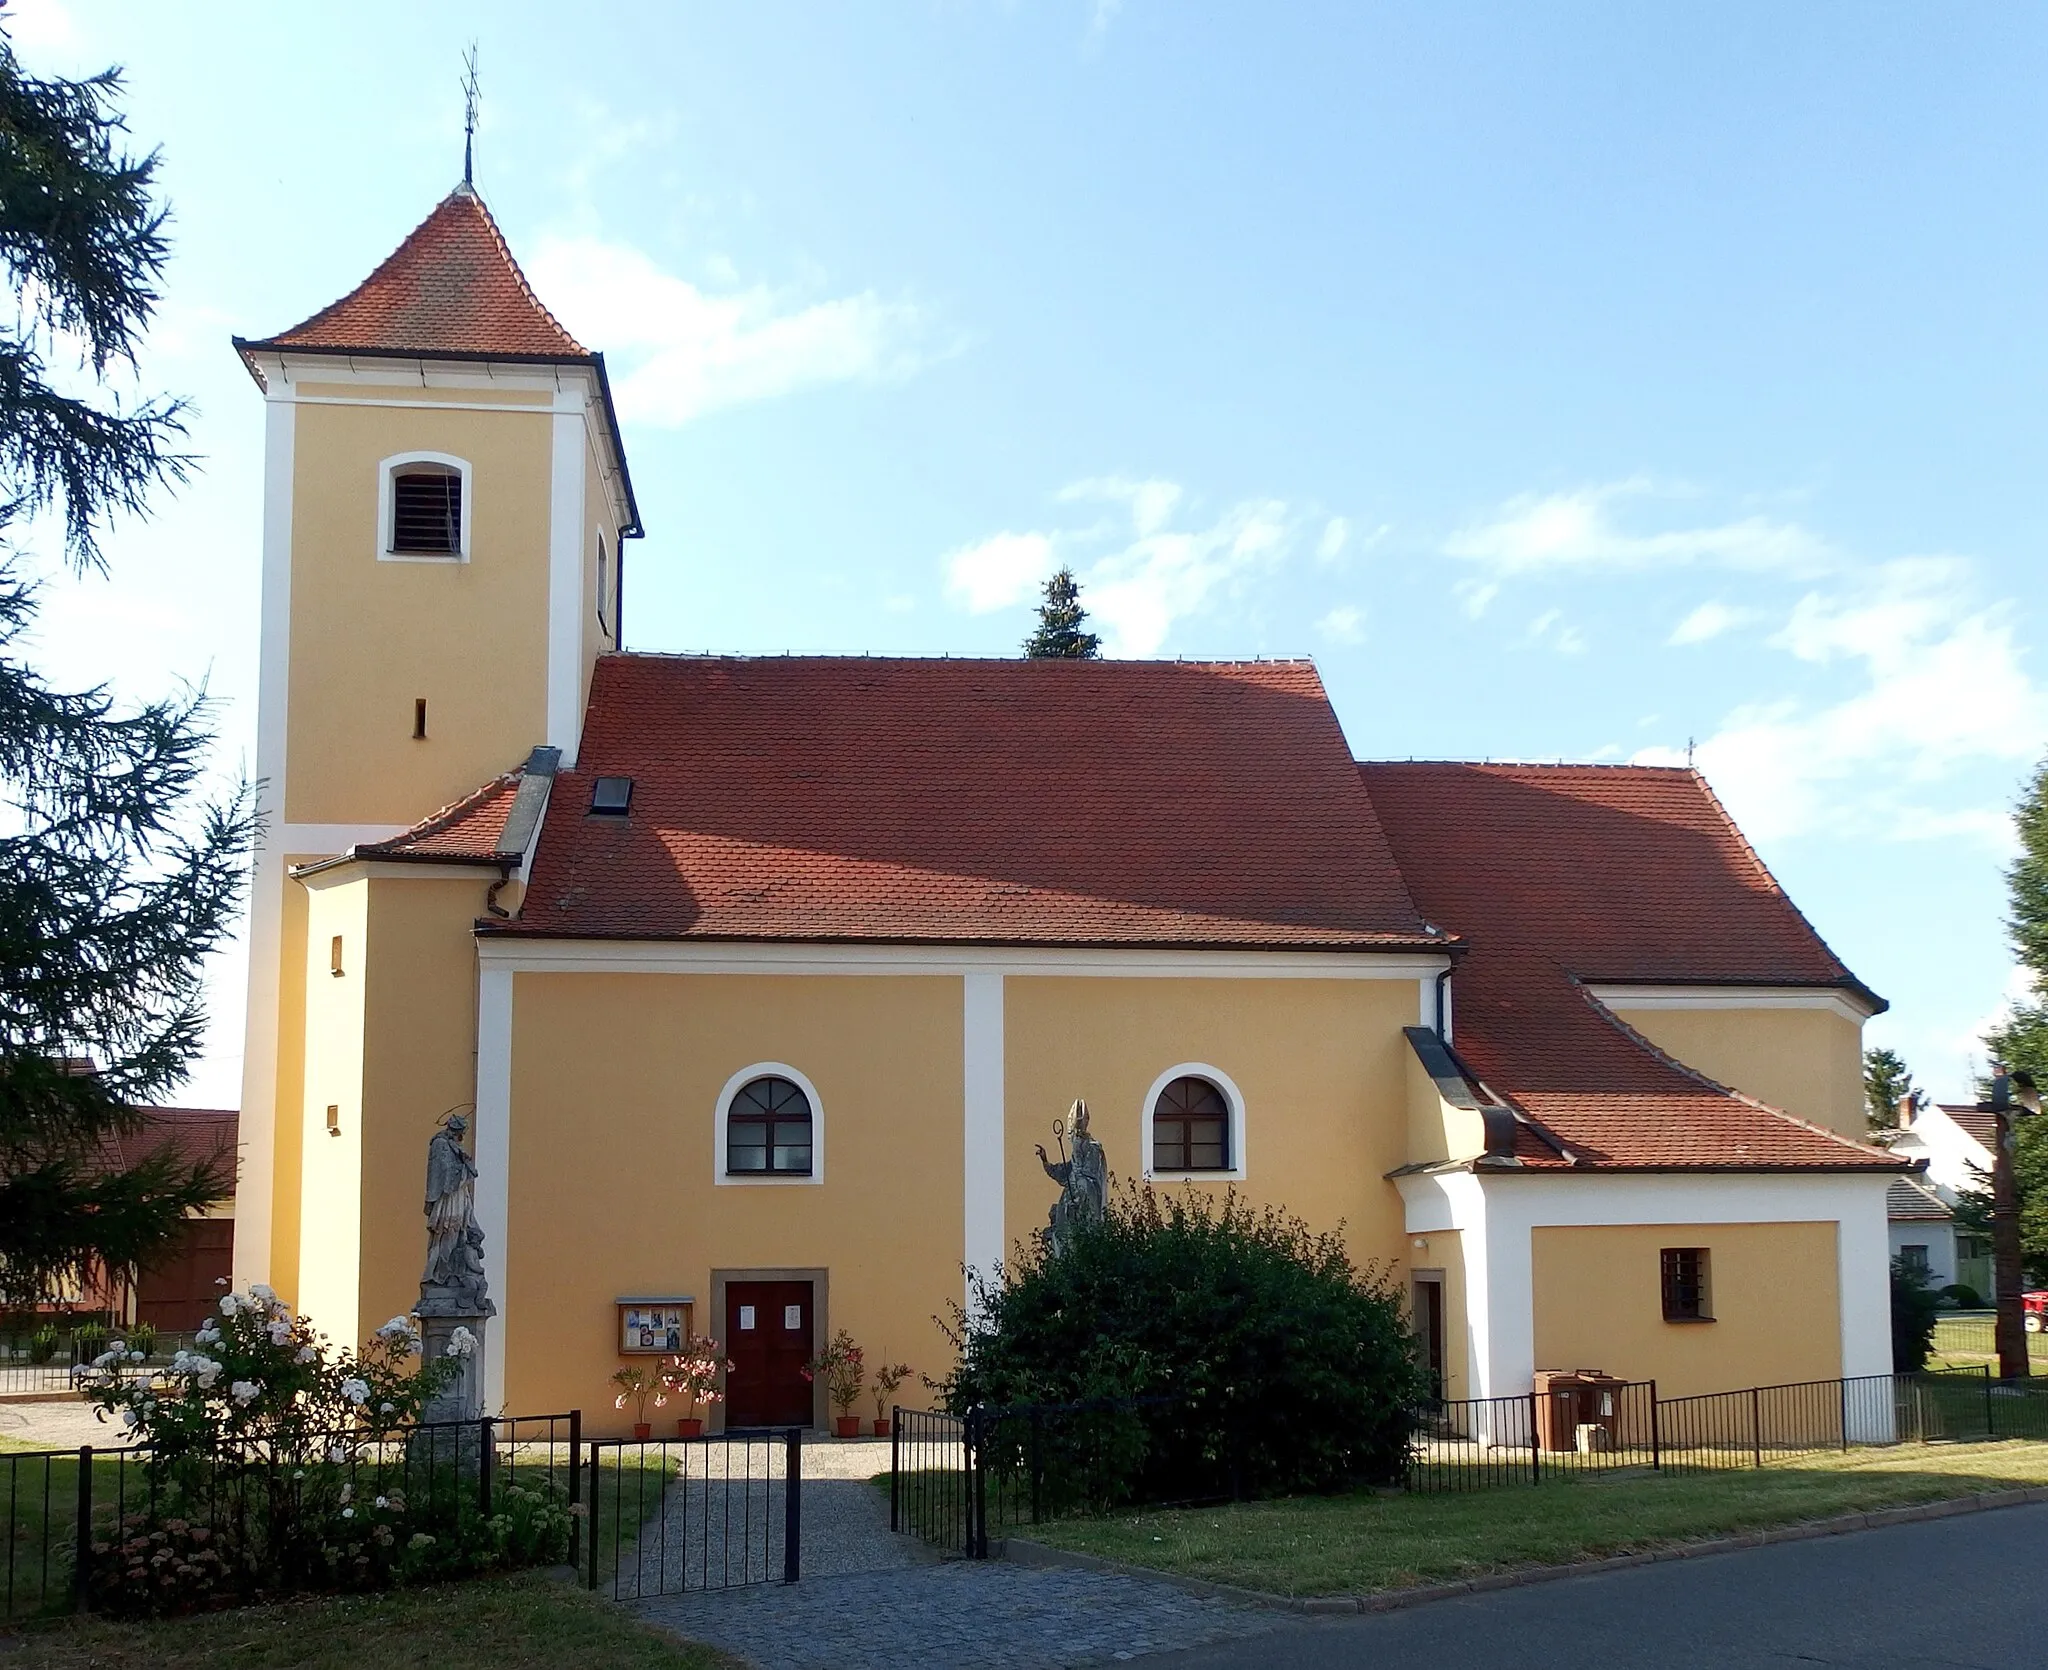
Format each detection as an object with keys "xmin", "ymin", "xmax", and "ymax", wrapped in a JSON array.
[
  {"xmin": 378, "ymin": 453, "xmax": 472, "ymax": 562},
  {"xmin": 1151, "ymin": 1075, "xmax": 1231, "ymax": 1172},
  {"xmin": 725, "ymin": 1075, "xmax": 813, "ymax": 1176}
]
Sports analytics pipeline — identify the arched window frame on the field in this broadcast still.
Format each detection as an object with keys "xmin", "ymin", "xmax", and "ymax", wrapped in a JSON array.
[
  {"xmin": 1140, "ymin": 1063, "xmax": 1247, "ymax": 1182},
  {"xmin": 714, "ymin": 1062, "xmax": 825, "ymax": 1186},
  {"xmin": 377, "ymin": 451, "xmax": 473, "ymax": 563}
]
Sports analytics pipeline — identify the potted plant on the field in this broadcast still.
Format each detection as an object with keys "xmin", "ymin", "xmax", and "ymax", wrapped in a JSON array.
[
  {"xmin": 871, "ymin": 1360, "xmax": 911, "ymax": 1437},
  {"xmin": 610, "ymin": 1364, "xmax": 667, "ymax": 1440},
  {"xmin": 801, "ymin": 1328, "xmax": 866, "ymax": 1437},
  {"xmin": 660, "ymin": 1337, "xmax": 733, "ymax": 1437}
]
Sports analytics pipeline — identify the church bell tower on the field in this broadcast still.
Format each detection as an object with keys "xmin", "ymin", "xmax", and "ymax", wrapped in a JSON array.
[{"xmin": 229, "ymin": 184, "xmax": 641, "ymax": 1297}]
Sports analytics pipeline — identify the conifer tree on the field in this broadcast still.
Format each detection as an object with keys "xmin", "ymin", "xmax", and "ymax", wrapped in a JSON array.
[
  {"xmin": 1022, "ymin": 567, "xmax": 1102, "ymax": 659},
  {"xmin": 1862, "ymin": 1046, "xmax": 1917, "ymax": 1138},
  {"xmin": 1985, "ymin": 754, "xmax": 2048, "ymax": 1279},
  {"xmin": 0, "ymin": 29, "xmax": 254, "ymax": 1305}
]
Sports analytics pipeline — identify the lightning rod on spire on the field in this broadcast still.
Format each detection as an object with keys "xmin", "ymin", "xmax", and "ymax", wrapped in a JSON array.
[{"xmin": 461, "ymin": 43, "xmax": 481, "ymax": 188}]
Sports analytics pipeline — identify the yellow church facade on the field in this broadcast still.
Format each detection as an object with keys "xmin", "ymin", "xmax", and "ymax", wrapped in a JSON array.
[{"xmin": 232, "ymin": 185, "xmax": 1907, "ymax": 1435}]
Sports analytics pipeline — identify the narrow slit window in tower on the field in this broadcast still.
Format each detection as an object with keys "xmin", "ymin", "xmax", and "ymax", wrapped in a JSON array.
[
  {"xmin": 330, "ymin": 935, "xmax": 344, "ymax": 978},
  {"xmin": 414, "ymin": 698, "xmax": 428, "ymax": 740}
]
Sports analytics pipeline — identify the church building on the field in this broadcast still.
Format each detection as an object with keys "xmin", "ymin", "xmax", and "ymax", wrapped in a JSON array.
[{"xmin": 231, "ymin": 182, "xmax": 1909, "ymax": 1433}]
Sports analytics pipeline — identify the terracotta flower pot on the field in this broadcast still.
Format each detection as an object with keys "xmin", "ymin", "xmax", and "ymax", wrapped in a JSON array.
[
  {"xmin": 834, "ymin": 1415, "xmax": 861, "ymax": 1438},
  {"xmin": 631, "ymin": 1422, "xmax": 652, "ymax": 1441},
  {"xmin": 872, "ymin": 1419, "xmax": 890, "ymax": 1438},
  {"xmin": 676, "ymin": 1417, "xmax": 703, "ymax": 1438}
]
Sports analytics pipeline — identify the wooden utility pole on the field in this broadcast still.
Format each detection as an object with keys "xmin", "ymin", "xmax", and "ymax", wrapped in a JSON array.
[{"xmin": 1990, "ymin": 1066, "xmax": 2040, "ymax": 1381}]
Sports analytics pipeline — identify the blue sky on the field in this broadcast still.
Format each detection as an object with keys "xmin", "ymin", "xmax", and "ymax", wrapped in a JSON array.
[{"xmin": 11, "ymin": 1, "xmax": 2045, "ymax": 1107}]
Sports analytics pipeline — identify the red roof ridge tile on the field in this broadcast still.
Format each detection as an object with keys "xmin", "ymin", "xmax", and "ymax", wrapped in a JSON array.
[
  {"xmin": 360, "ymin": 771, "xmax": 522, "ymax": 859},
  {"xmin": 1681, "ymin": 767, "xmax": 1883, "ymax": 1014},
  {"xmin": 1576, "ymin": 979, "xmax": 1904, "ymax": 1169},
  {"xmin": 244, "ymin": 186, "xmax": 586, "ymax": 360}
]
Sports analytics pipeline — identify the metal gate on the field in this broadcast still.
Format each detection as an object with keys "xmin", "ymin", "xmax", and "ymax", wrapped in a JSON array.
[
  {"xmin": 585, "ymin": 1428, "xmax": 803, "ymax": 1597},
  {"xmin": 890, "ymin": 1407, "xmax": 979, "ymax": 1556}
]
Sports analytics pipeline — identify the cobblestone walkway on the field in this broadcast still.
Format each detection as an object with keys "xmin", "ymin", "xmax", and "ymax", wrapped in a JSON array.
[{"xmin": 639, "ymin": 1560, "xmax": 1279, "ymax": 1670}]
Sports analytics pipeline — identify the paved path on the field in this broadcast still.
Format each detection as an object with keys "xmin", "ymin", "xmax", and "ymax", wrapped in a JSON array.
[
  {"xmin": 632, "ymin": 1453, "xmax": 1278, "ymax": 1668},
  {"xmin": 1136, "ymin": 1501, "xmax": 2048, "ymax": 1669}
]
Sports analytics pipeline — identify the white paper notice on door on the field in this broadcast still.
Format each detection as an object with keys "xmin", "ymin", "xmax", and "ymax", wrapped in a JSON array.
[
  {"xmin": 738, "ymin": 1305, "xmax": 756, "ymax": 1330},
  {"xmin": 783, "ymin": 1305, "xmax": 802, "ymax": 1330}
]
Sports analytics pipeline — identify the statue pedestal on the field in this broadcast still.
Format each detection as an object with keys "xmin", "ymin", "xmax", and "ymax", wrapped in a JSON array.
[{"xmin": 413, "ymin": 1309, "xmax": 491, "ymax": 1476}]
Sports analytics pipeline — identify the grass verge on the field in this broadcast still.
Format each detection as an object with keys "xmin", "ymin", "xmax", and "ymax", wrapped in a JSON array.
[
  {"xmin": 0, "ymin": 1570, "xmax": 739, "ymax": 1669},
  {"xmin": 1025, "ymin": 1440, "xmax": 2048, "ymax": 1597}
]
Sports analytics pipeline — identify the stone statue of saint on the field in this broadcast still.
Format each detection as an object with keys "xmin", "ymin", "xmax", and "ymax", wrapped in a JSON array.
[
  {"xmin": 419, "ymin": 1113, "xmax": 494, "ymax": 1318},
  {"xmin": 1035, "ymin": 1098, "xmax": 1108, "ymax": 1255}
]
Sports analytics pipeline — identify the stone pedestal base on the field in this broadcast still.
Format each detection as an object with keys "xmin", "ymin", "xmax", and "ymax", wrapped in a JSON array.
[{"xmin": 418, "ymin": 1312, "xmax": 488, "ymax": 1425}]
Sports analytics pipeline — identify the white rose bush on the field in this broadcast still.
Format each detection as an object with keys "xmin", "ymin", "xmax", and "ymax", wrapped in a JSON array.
[{"xmin": 74, "ymin": 1285, "xmax": 572, "ymax": 1615}]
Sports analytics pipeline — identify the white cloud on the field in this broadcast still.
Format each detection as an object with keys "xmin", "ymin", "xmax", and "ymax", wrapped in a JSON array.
[
  {"xmin": 1086, "ymin": 0, "xmax": 1123, "ymax": 49},
  {"xmin": 1316, "ymin": 604, "xmax": 1366, "ymax": 644},
  {"xmin": 943, "ymin": 532, "xmax": 1057, "ymax": 614},
  {"xmin": 1634, "ymin": 560, "xmax": 2048, "ymax": 843},
  {"xmin": 940, "ymin": 477, "xmax": 1301, "ymax": 655},
  {"xmin": 1668, "ymin": 600, "xmax": 1755, "ymax": 646},
  {"xmin": 1523, "ymin": 609, "xmax": 1587, "ymax": 655},
  {"xmin": 1447, "ymin": 480, "xmax": 1832, "ymax": 577},
  {"xmin": 3, "ymin": 0, "xmax": 81, "ymax": 57},
  {"xmin": 1454, "ymin": 579, "xmax": 1499, "ymax": 619},
  {"xmin": 1317, "ymin": 517, "xmax": 1351, "ymax": 562},
  {"xmin": 526, "ymin": 236, "xmax": 933, "ymax": 426}
]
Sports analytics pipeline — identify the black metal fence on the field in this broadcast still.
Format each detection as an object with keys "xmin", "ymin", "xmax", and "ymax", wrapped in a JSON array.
[
  {"xmin": 0, "ymin": 1331, "xmax": 202, "ymax": 1398},
  {"xmin": 1410, "ymin": 1368, "xmax": 2048, "ymax": 1492},
  {"xmin": 893, "ymin": 1396, "xmax": 1244, "ymax": 1559},
  {"xmin": 2, "ymin": 1410, "xmax": 579, "ymax": 1623},
  {"xmin": 584, "ymin": 1428, "xmax": 801, "ymax": 1600}
]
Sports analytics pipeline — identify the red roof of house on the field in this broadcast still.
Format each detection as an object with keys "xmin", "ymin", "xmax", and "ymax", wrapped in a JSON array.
[
  {"xmin": 242, "ymin": 187, "xmax": 586, "ymax": 360},
  {"xmin": 1936, "ymin": 1104, "xmax": 1998, "ymax": 1154},
  {"xmin": 500, "ymin": 654, "xmax": 1444, "ymax": 949},
  {"xmin": 1359, "ymin": 763, "xmax": 1899, "ymax": 1172},
  {"xmin": 92, "ymin": 1107, "xmax": 238, "ymax": 1187}
]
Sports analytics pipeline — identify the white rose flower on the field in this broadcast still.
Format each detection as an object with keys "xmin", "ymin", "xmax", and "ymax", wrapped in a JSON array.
[
  {"xmin": 374, "ymin": 1496, "xmax": 388, "ymax": 1509},
  {"xmin": 251, "ymin": 1283, "xmax": 277, "ymax": 1304},
  {"xmin": 92, "ymin": 1349, "xmax": 120, "ymax": 1370},
  {"xmin": 267, "ymin": 1320, "xmax": 292, "ymax": 1346},
  {"xmin": 340, "ymin": 1376, "xmax": 370, "ymax": 1405},
  {"xmin": 219, "ymin": 1294, "xmax": 240, "ymax": 1317},
  {"xmin": 231, "ymin": 1380, "xmax": 262, "ymax": 1406},
  {"xmin": 342, "ymin": 1506, "xmax": 354, "ymax": 1519},
  {"xmin": 446, "ymin": 1326, "xmax": 478, "ymax": 1359},
  {"xmin": 120, "ymin": 1407, "xmax": 138, "ymax": 1428},
  {"xmin": 196, "ymin": 1359, "xmax": 222, "ymax": 1390},
  {"xmin": 380, "ymin": 1401, "xmax": 395, "ymax": 1414},
  {"xmin": 296, "ymin": 1345, "xmax": 316, "ymax": 1364},
  {"xmin": 194, "ymin": 1321, "xmax": 220, "ymax": 1345}
]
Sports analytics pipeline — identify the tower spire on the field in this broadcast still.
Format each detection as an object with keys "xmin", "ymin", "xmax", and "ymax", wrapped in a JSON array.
[{"xmin": 460, "ymin": 43, "xmax": 480, "ymax": 189}]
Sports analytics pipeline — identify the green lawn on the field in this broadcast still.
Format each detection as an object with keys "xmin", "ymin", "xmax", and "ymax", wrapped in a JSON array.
[
  {"xmin": 0, "ymin": 1571, "xmax": 737, "ymax": 1669},
  {"xmin": 1928, "ymin": 1313, "xmax": 2048, "ymax": 1371},
  {"xmin": 1026, "ymin": 1440, "xmax": 2048, "ymax": 1597}
]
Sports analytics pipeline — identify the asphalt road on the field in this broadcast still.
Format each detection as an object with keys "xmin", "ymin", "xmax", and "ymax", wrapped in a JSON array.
[{"xmin": 1135, "ymin": 1502, "xmax": 2048, "ymax": 1669}]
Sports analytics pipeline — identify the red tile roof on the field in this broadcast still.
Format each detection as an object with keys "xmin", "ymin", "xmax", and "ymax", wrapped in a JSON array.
[
  {"xmin": 91, "ymin": 1107, "xmax": 238, "ymax": 1188},
  {"xmin": 1936, "ymin": 1104, "xmax": 1998, "ymax": 1154},
  {"xmin": 355, "ymin": 773, "xmax": 524, "ymax": 865},
  {"xmin": 501, "ymin": 654, "xmax": 1444, "ymax": 949},
  {"xmin": 242, "ymin": 187, "xmax": 586, "ymax": 360},
  {"xmin": 1360, "ymin": 763, "xmax": 1900, "ymax": 1172}
]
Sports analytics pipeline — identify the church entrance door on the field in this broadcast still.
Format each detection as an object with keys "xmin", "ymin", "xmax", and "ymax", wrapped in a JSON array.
[{"xmin": 724, "ymin": 1280, "xmax": 814, "ymax": 1429}]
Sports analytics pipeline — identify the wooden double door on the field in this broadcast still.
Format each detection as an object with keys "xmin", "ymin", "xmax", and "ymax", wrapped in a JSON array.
[{"xmin": 724, "ymin": 1280, "xmax": 815, "ymax": 1429}]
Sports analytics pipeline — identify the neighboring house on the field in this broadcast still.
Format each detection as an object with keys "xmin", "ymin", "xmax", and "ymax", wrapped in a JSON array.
[
  {"xmin": 229, "ymin": 179, "xmax": 1911, "ymax": 1433},
  {"xmin": 52, "ymin": 1107, "xmax": 239, "ymax": 1332},
  {"xmin": 1887, "ymin": 1099, "xmax": 1994, "ymax": 1297},
  {"xmin": 1887, "ymin": 1176, "xmax": 1959, "ymax": 1292}
]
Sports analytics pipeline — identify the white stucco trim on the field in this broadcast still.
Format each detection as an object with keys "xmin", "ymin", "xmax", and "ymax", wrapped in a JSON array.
[
  {"xmin": 546, "ymin": 392, "xmax": 587, "ymax": 767},
  {"xmin": 474, "ymin": 966, "xmax": 514, "ymax": 1413},
  {"xmin": 233, "ymin": 390, "xmax": 297, "ymax": 1290},
  {"xmin": 474, "ymin": 939, "xmax": 1450, "ymax": 981},
  {"xmin": 1139, "ymin": 1062, "xmax": 1248, "ymax": 1183},
  {"xmin": 1591, "ymin": 984, "xmax": 1874, "ymax": 1024},
  {"xmin": 712, "ymin": 1062, "xmax": 826, "ymax": 1186},
  {"xmin": 1395, "ymin": 1169, "xmax": 1895, "ymax": 1423},
  {"xmin": 963, "ymin": 973, "xmax": 1006, "ymax": 1299},
  {"xmin": 375, "ymin": 451, "xmax": 472, "ymax": 563}
]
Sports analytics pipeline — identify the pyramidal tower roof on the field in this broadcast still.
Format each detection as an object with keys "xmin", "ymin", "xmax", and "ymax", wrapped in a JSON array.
[{"xmin": 242, "ymin": 184, "xmax": 586, "ymax": 360}]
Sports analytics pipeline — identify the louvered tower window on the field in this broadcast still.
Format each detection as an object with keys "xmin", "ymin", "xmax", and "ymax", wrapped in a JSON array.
[{"xmin": 390, "ymin": 463, "xmax": 463, "ymax": 554}]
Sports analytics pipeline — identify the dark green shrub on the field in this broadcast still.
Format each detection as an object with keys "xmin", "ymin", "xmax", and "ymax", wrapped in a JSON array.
[
  {"xmin": 943, "ymin": 1185, "xmax": 1426, "ymax": 1500},
  {"xmin": 28, "ymin": 1322, "xmax": 58, "ymax": 1364},
  {"xmin": 1892, "ymin": 1257, "xmax": 1942, "ymax": 1371},
  {"xmin": 1939, "ymin": 1283, "xmax": 1983, "ymax": 1310}
]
